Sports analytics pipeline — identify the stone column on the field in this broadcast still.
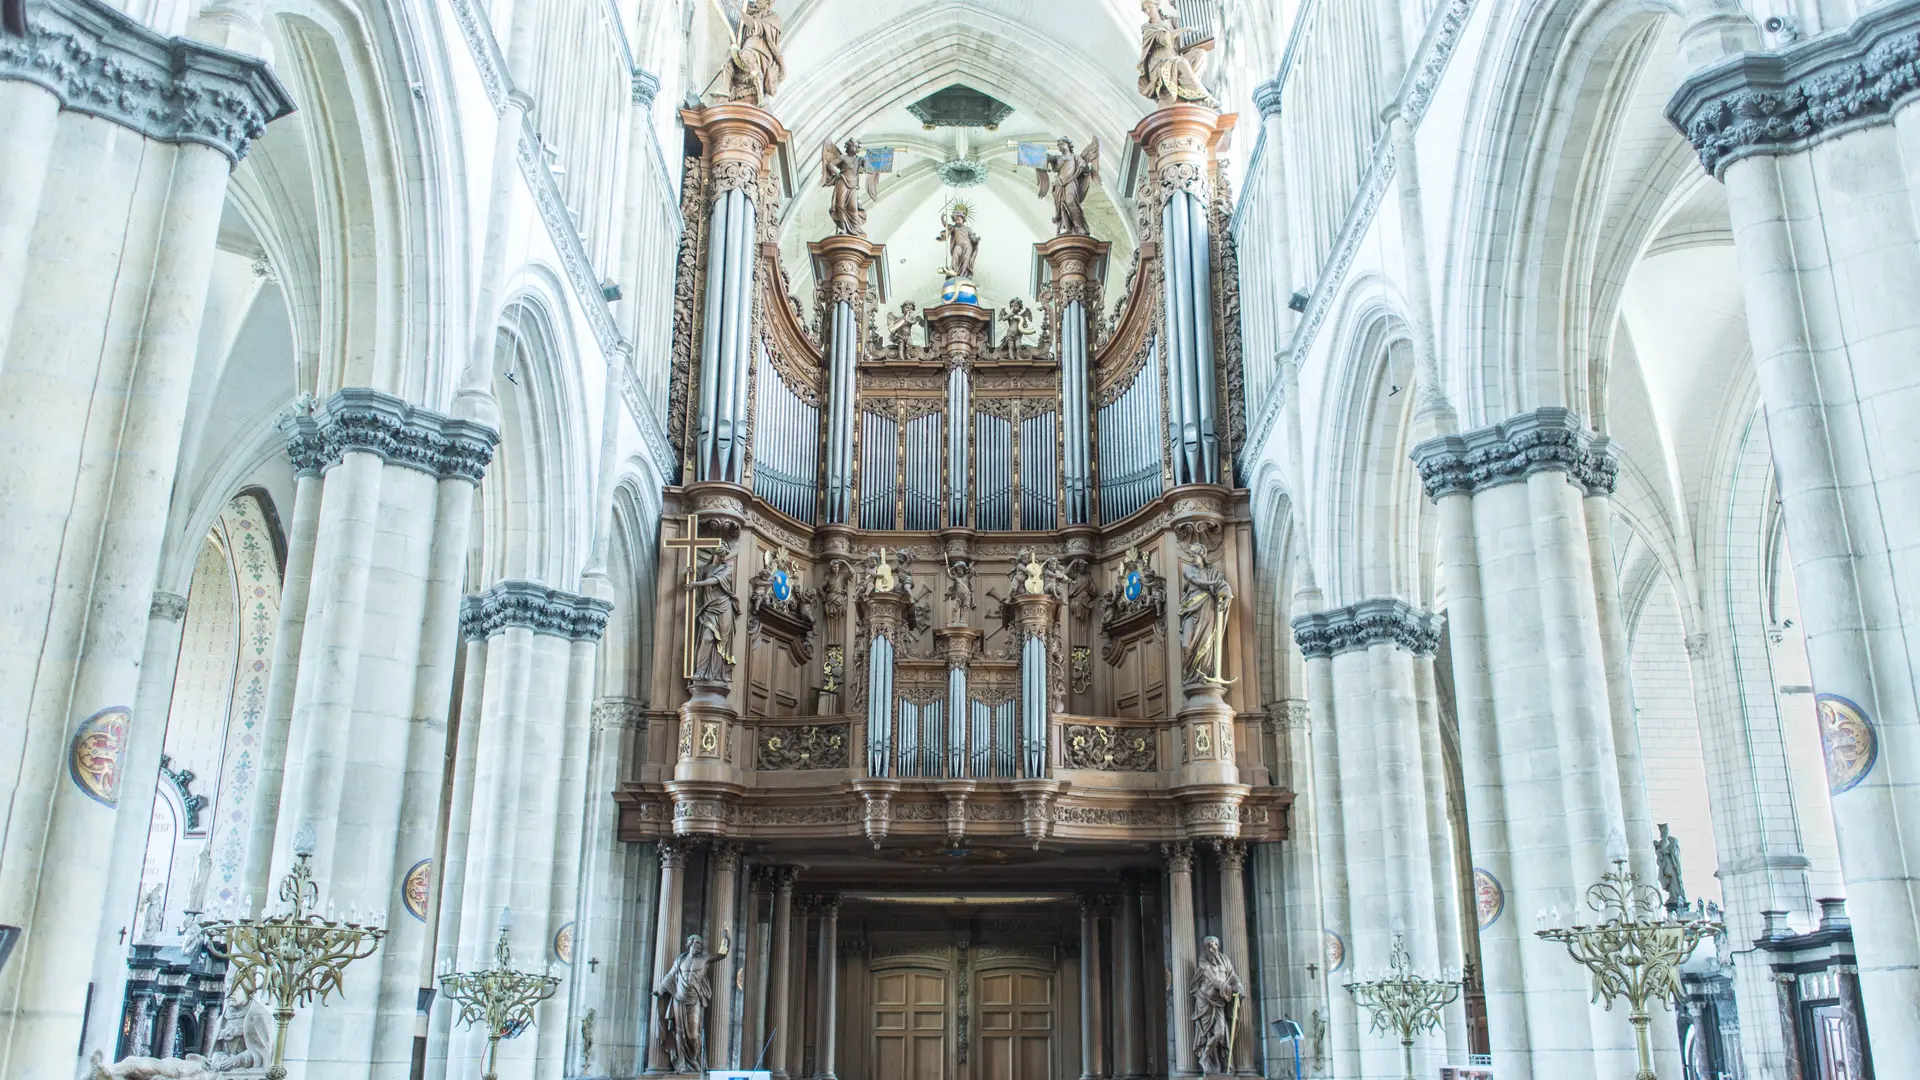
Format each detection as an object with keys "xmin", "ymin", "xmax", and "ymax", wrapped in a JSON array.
[
  {"xmin": 1666, "ymin": 7, "xmax": 1920, "ymax": 1067},
  {"xmin": 707, "ymin": 843, "xmax": 742, "ymax": 1068},
  {"xmin": 682, "ymin": 104, "xmax": 789, "ymax": 484},
  {"xmin": 766, "ymin": 868, "xmax": 798, "ymax": 1080},
  {"xmin": 571, "ymin": 699, "xmax": 654, "ymax": 1077},
  {"xmin": 1213, "ymin": 842, "xmax": 1254, "ymax": 1075},
  {"xmin": 1114, "ymin": 876, "xmax": 1147, "ymax": 1079},
  {"xmin": 810, "ymin": 234, "xmax": 883, "ymax": 524},
  {"xmin": 80, "ymin": 593, "xmax": 190, "ymax": 1063},
  {"xmin": 647, "ymin": 842, "xmax": 689, "ymax": 1074},
  {"xmin": 1414, "ymin": 409, "xmax": 1639, "ymax": 1080},
  {"xmin": 814, "ymin": 895, "xmax": 841, "ymax": 1080},
  {"xmin": 0, "ymin": 9, "xmax": 290, "ymax": 1064},
  {"xmin": 1079, "ymin": 896, "xmax": 1108, "ymax": 1080},
  {"xmin": 1038, "ymin": 234, "xmax": 1110, "ymax": 525},
  {"xmin": 1165, "ymin": 843, "xmax": 1198, "ymax": 1076},
  {"xmin": 1291, "ymin": 586, "xmax": 1357, "ymax": 1077}
]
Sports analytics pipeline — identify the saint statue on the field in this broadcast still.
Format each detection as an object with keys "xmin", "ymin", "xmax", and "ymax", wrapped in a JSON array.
[
  {"xmin": 725, "ymin": 0, "xmax": 785, "ymax": 104},
  {"xmin": 937, "ymin": 203, "xmax": 981, "ymax": 282},
  {"xmin": 1034, "ymin": 137, "xmax": 1100, "ymax": 236},
  {"xmin": 945, "ymin": 555, "xmax": 976, "ymax": 613},
  {"xmin": 819, "ymin": 138, "xmax": 876, "ymax": 237},
  {"xmin": 689, "ymin": 543, "xmax": 740, "ymax": 684},
  {"xmin": 208, "ymin": 997, "xmax": 272, "ymax": 1070},
  {"xmin": 1192, "ymin": 935, "xmax": 1244, "ymax": 1075},
  {"xmin": 1179, "ymin": 542, "xmax": 1234, "ymax": 686},
  {"xmin": 1655, "ymin": 823, "xmax": 1686, "ymax": 912},
  {"xmin": 654, "ymin": 932, "xmax": 730, "ymax": 1073},
  {"xmin": 1138, "ymin": 0, "xmax": 1214, "ymax": 106},
  {"xmin": 137, "ymin": 883, "xmax": 165, "ymax": 943}
]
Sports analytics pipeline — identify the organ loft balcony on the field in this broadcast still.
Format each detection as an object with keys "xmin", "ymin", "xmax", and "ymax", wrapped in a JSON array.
[{"xmin": 616, "ymin": 98, "xmax": 1287, "ymax": 853}]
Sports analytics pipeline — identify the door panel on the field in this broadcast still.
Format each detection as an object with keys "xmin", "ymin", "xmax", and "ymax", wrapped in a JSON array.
[
  {"xmin": 873, "ymin": 969, "xmax": 948, "ymax": 1080},
  {"xmin": 978, "ymin": 969, "xmax": 1054, "ymax": 1080}
]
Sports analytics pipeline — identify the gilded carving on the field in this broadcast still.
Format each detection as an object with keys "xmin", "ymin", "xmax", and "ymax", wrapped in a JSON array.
[
  {"xmin": 1061, "ymin": 722, "xmax": 1156, "ymax": 771},
  {"xmin": 757, "ymin": 724, "xmax": 850, "ymax": 771}
]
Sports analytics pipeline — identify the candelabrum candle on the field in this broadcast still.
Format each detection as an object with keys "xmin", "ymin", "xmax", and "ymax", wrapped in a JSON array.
[{"xmin": 1344, "ymin": 934, "xmax": 1461, "ymax": 1080}]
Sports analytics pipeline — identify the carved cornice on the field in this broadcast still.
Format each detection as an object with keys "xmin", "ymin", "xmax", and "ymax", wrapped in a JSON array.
[
  {"xmin": 1292, "ymin": 597, "xmax": 1443, "ymax": 659},
  {"xmin": 1410, "ymin": 406, "xmax": 1617, "ymax": 500},
  {"xmin": 0, "ymin": 0, "xmax": 294, "ymax": 163},
  {"xmin": 280, "ymin": 388, "xmax": 499, "ymax": 483},
  {"xmin": 461, "ymin": 580, "xmax": 614, "ymax": 641},
  {"xmin": 1668, "ymin": 2, "xmax": 1920, "ymax": 177}
]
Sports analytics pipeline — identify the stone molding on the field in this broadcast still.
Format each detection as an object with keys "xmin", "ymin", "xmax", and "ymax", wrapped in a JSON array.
[
  {"xmin": 630, "ymin": 66, "xmax": 659, "ymax": 107},
  {"xmin": 281, "ymin": 388, "xmax": 499, "ymax": 483},
  {"xmin": 1668, "ymin": 1, "xmax": 1920, "ymax": 177},
  {"xmin": 1409, "ymin": 405, "xmax": 1617, "ymax": 500},
  {"xmin": 1251, "ymin": 79, "xmax": 1281, "ymax": 119},
  {"xmin": 1291, "ymin": 597, "xmax": 1444, "ymax": 659},
  {"xmin": 461, "ymin": 579, "xmax": 614, "ymax": 641},
  {"xmin": 0, "ymin": 0, "xmax": 293, "ymax": 163},
  {"xmin": 591, "ymin": 696, "xmax": 649, "ymax": 732},
  {"xmin": 149, "ymin": 591, "xmax": 189, "ymax": 622}
]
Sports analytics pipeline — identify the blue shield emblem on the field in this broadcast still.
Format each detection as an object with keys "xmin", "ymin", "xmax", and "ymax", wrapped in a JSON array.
[
  {"xmin": 1125, "ymin": 571, "xmax": 1143, "ymax": 602},
  {"xmin": 772, "ymin": 569, "xmax": 792, "ymax": 602}
]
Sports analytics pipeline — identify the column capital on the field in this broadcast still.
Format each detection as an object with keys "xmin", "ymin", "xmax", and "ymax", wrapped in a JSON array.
[
  {"xmin": 149, "ymin": 592, "xmax": 190, "ymax": 622},
  {"xmin": 1036, "ymin": 233, "xmax": 1111, "ymax": 297},
  {"xmin": 1667, "ymin": 2, "xmax": 1920, "ymax": 178},
  {"xmin": 1252, "ymin": 79, "xmax": 1283, "ymax": 120},
  {"xmin": 0, "ymin": 0, "xmax": 294, "ymax": 162},
  {"xmin": 659, "ymin": 840, "xmax": 690, "ymax": 870},
  {"xmin": 809, "ymin": 234, "xmax": 885, "ymax": 305},
  {"xmin": 1410, "ymin": 405, "xmax": 1616, "ymax": 500},
  {"xmin": 280, "ymin": 388, "xmax": 500, "ymax": 483},
  {"xmin": 631, "ymin": 66, "xmax": 661, "ymax": 107},
  {"xmin": 1291, "ymin": 597, "xmax": 1443, "ymax": 659},
  {"xmin": 591, "ymin": 697, "xmax": 649, "ymax": 733},
  {"xmin": 1162, "ymin": 840, "xmax": 1194, "ymax": 873},
  {"xmin": 774, "ymin": 865, "xmax": 800, "ymax": 891},
  {"xmin": 682, "ymin": 102, "xmax": 790, "ymax": 195},
  {"xmin": 460, "ymin": 580, "xmax": 613, "ymax": 641},
  {"xmin": 710, "ymin": 840, "xmax": 742, "ymax": 872},
  {"xmin": 1210, "ymin": 838, "xmax": 1249, "ymax": 870}
]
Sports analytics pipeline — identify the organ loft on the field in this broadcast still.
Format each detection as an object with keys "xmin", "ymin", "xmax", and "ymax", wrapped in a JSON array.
[{"xmin": 617, "ymin": 8, "xmax": 1282, "ymax": 1079}]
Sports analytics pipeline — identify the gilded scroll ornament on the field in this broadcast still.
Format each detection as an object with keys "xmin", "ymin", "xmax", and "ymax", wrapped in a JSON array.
[
  {"xmin": 1061, "ymin": 722, "xmax": 1156, "ymax": 771},
  {"xmin": 758, "ymin": 724, "xmax": 850, "ymax": 771}
]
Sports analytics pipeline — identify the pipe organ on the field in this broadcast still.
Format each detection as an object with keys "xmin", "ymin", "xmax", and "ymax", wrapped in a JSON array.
[{"xmin": 632, "ymin": 96, "xmax": 1279, "ymax": 1079}]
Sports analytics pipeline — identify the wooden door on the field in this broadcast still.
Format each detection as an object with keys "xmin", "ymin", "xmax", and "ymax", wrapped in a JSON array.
[
  {"xmin": 872, "ymin": 969, "xmax": 948, "ymax": 1080},
  {"xmin": 976, "ymin": 969, "xmax": 1053, "ymax": 1080}
]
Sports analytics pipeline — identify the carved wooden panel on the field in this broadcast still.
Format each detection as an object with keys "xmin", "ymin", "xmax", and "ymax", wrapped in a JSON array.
[
  {"xmin": 976, "ymin": 969, "xmax": 1053, "ymax": 1080},
  {"xmin": 872, "ymin": 969, "xmax": 949, "ymax": 1080}
]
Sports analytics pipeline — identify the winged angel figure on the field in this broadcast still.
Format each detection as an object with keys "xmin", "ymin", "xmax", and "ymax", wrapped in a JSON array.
[
  {"xmin": 820, "ymin": 138, "xmax": 880, "ymax": 237},
  {"xmin": 1035, "ymin": 137, "xmax": 1100, "ymax": 237}
]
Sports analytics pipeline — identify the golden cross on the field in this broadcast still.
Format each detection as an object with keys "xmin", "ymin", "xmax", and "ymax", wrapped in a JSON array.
[{"xmin": 662, "ymin": 512, "xmax": 725, "ymax": 680}]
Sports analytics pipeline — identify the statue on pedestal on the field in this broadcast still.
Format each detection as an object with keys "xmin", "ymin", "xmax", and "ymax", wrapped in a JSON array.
[
  {"xmin": 1138, "ymin": 0, "xmax": 1214, "ymax": 106},
  {"xmin": 820, "ymin": 138, "xmax": 876, "ymax": 237},
  {"xmin": 1179, "ymin": 542, "xmax": 1234, "ymax": 685},
  {"xmin": 938, "ymin": 203, "xmax": 981, "ymax": 282},
  {"xmin": 654, "ymin": 932, "xmax": 731, "ymax": 1073},
  {"xmin": 689, "ymin": 543, "xmax": 740, "ymax": 685},
  {"xmin": 1192, "ymin": 935, "xmax": 1244, "ymax": 1075},
  {"xmin": 725, "ymin": 0, "xmax": 785, "ymax": 104},
  {"xmin": 1034, "ymin": 137, "xmax": 1101, "ymax": 236},
  {"xmin": 1655, "ymin": 823, "xmax": 1687, "ymax": 912}
]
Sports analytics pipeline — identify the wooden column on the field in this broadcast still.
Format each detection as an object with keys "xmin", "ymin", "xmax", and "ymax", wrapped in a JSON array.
[
  {"xmin": 647, "ymin": 841, "xmax": 689, "ymax": 1073},
  {"xmin": 1166, "ymin": 842, "xmax": 1198, "ymax": 1076},
  {"xmin": 815, "ymin": 895, "xmax": 841, "ymax": 1080},
  {"xmin": 1115, "ymin": 875, "xmax": 1147, "ymax": 1078},
  {"xmin": 1215, "ymin": 840, "xmax": 1254, "ymax": 1074},
  {"xmin": 742, "ymin": 866, "xmax": 770, "ymax": 1069},
  {"xmin": 766, "ymin": 868, "xmax": 798, "ymax": 1079},
  {"xmin": 1080, "ymin": 896, "xmax": 1109, "ymax": 1079},
  {"xmin": 707, "ymin": 843, "xmax": 742, "ymax": 1067}
]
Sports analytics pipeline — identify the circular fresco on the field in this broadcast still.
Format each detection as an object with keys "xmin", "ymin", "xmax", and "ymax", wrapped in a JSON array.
[
  {"xmin": 402, "ymin": 859, "xmax": 432, "ymax": 922},
  {"xmin": 69, "ymin": 706, "xmax": 130, "ymax": 807},
  {"xmin": 1473, "ymin": 867, "xmax": 1505, "ymax": 930},
  {"xmin": 553, "ymin": 921, "xmax": 575, "ymax": 966},
  {"xmin": 1322, "ymin": 928, "xmax": 1345, "ymax": 974},
  {"xmin": 1815, "ymin": 693, "xmax": 1878, "ymax": 795}
]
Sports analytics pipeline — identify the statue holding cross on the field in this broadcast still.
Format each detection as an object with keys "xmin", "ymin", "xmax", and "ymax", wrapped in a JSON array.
[{"xmin": 664, "ymin": 513, "xmax": 739, "ymax": 687}]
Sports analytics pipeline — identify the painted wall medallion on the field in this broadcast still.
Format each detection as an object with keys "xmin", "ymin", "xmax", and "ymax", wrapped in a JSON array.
[
  {"xmin": 553, "ymin": 921, "xmax": 575, "ymax": 966},
  {"xmin": 1815, "ymin": 693, "xmax": 1877, "ymax": 795},
  {"xmin": 1322, "ymin": 929, "xmax": 1345, "ymax": 974},
  {"xmin": 402, "ymin": 859, "xmax": 432, "ymax": 922},
  {"xmin": 69, "ymin": 706, "xmax": 130, "ymax": 807},
  {"xmin": 1473, "ymin": 867, "xmax": 1505, "ymax": 929},
  {"xmin": 772, "ymin": 567, "xmax": 792, "ymax": 602},
  {"xmin": 1125, "ymin": 569, "xmax": 1144, "ymax": 602}
]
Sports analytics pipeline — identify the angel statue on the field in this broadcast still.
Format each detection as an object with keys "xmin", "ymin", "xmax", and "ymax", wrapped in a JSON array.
[
  {"xmin": 937, "ymin": 202, "xmax": 981, "ymax": 282},
  {"xmin": 820, "ymin": 138, "xmax": 876, "ymax": 237},
  {"xmin": 724, "ymin": 0, "xmax": 785, "ymax": 104},
  {"xmin": 1179, "ymin": 541, "xmax": 1234, "ymax": 686},
  {"xmin": 1035, "ymin": 137, "xmax": 1100, "ymax": 236},
  {"xmin": 999, "ymin": 297, "xmax": 1036, "ymax": 356},
  {"xmin": 1138, "ymin": 0, "xmax": 1214, "ymax": 106}
]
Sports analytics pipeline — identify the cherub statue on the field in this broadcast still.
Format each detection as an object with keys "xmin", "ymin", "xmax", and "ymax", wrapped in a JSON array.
[
  {"xmin": 819, "ymin": 138, "xmax": 875, "ymax": 237},
  {"xmin": 725, "ymin": 0, "xmax": 785, "ymax": 104},
  {"xmin": 937, "ymin": 203, "xmax": 981, "ymax": 281},
  {"xmin": 999, "ymin": 298, "xmax": 1036, "ymax": 357},
  {"xmin": 1138, "ymin": 0, "xmax": 1214, "ymax": 106},
  {"xmin": 887, "ymin": 302, "xmax": 923, "ymax": 351},
  {"xmin": 945, "ymin": 554, "xmax": 976, "ymax": 613},
  {"xmin": 1035, "ymin": 136, "xmax": 1101, "ymax": 236}
]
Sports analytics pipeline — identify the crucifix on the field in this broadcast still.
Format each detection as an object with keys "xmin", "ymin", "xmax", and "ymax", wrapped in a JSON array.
[
  {"xmin": 663, "ymin": 512, "xmax": 725, "ymax": 680},
  {"xmin": 587, "ymin": 957, "xmax": 600, "ymax": 974}
]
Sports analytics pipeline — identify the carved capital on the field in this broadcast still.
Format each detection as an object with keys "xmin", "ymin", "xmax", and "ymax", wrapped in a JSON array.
[
  {"xmin": 710, "ymin": 841, "xmax": 742, "ymax": 873},
  {"xmin": 1667, "ymin": 2, "xmax": 1920, "ymax": 177},
  {"xmin": 1211, "ymin": 838, "xmax": 1249, "ymax": 871},
  {"xmin": 1291, "ymin": 597, "xmax": 1443, "ymax": 659},
  {"xmin": 460, "ymin": 580, "xmax": 613, "ymax": 641},
  {"xmin": 1251, "ymin": 79, "xmax": 1283, "ymax": 120},
  {"xmin": 591, "ymin": 697, "xmax": 649, "ymax": 733},
  {"xmin": 1410, "ymin": 406, "xmax": 1616, "ymax": 500},
  {"xmin": 149, "ymin": 592, "xmax": 190, "ymax": 622},
  {"xmin": 281, "ymin": 388, "xmax": 500, "ymax": 484},
  {"xmin": 631, "ymin": 67, "xmax": 661, "ymax": 107},
  {"xmin": 1162, "ymin": 840, "xmax": 1194, "ymax": 873},
  {"xmin": 659, "ymin": 841, "xmax": 690, "ymax": 871},
  {"xmin": 0, "ymin": 0, "xmax": 295, "ymax": 162}
]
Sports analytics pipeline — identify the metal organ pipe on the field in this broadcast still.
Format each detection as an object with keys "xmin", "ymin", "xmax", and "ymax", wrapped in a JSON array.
[
  {"xmin": 825, "ymin": 300, "xmax": 856, "ymax": 522},
  {"xmin": 727, "ymin": 194, "xmax": 758, "ymax": 481},
  {"xmin": 696, "ymin": 193, "xmax": 730, "ymax": 478},
  {"xmin": 946, "ymin": 366, "xmax": 968, "ymax": 526},
  {"xmin": 1020, "ymin": 632, "xmax": 1048, "ymax": 778},
  {"xmin": 1188, "ymin": 192, "xmax": 1219, "ymax": 481},
  {"xmin": 713, "ymin": 190, "xmax": 748, "ymax": 479}
]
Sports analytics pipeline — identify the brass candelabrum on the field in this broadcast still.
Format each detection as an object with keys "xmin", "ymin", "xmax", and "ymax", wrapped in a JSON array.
[
  {"xmin": 1345, "ymin": 934, "xmax": 1461, "ymax": 1080},
  {"xmin": 1534, "ymin": 860, "xmax": 1722, "ymax": 1080},
  {"xmin": 200, "ymin": 850, "xmax": 388, "ymax": 1080},
  {"xmin": 438, "ymin": 910, "xmax": 561, "ymax": 1080}
]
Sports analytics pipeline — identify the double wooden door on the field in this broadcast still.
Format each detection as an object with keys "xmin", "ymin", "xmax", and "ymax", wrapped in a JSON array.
[{"xmin": 869, "ymin": 965, "xmax": 1054, "ymax": 1080}]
